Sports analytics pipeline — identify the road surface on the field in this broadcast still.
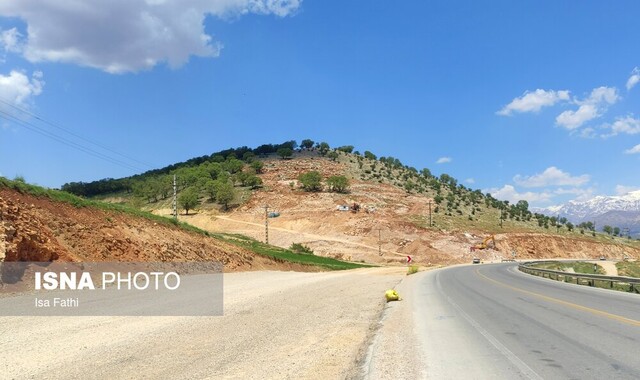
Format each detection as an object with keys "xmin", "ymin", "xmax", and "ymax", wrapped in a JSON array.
[
  {"xmin": 0, "ymin": 268, "xmax": 404, "ymax": 379},
  {"xmin": 368, "ymin": 263, "xmax": 640, "ymax": 379}
]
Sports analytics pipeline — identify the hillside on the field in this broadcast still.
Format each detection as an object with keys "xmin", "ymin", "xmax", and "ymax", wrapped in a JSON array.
[
  {"xmin": 0, "ymin": 180, "xmax": 354, "ymax": 271},
  {"xmin": 180, "ymin": 154, "xmax": 640, "ymax": 264},
  {"xmin": 72, "ymin": 142, "xmax": 640, "ymax": 265}
]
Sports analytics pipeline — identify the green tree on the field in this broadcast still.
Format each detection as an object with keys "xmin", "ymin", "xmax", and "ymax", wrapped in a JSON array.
[
  {"xmin": 301, "ymin": 139, "xmax": 315, "ymax": 149},
  {"xmin": 420, "ymin": 168, "xmax": 432, "ymax": 178},
  {"xmin": 326, "ymin": 175, "xmax": 349, "ymax": 193},
  {"xmin": 566, "ymin": 222, "xmax": 574, "ymax": 232},
  {"xmin": 215, "ymin": 181, "xmax": 235, "ymax": 210},
  {"xmin": 603, "ymin": 225, "xmax": 613, "ymax": 235},
  {"xmin": 245, "ymin": 174, "xmax": 263, "ymax": 189},
  {"xmin": 336, "ymin": 145, "xmax": 354, "ymax": 153},
  {"xmin": 250, "ymin": 160, "xmax": 264, "ymax": 173},
  {"xmin": 205, "ymin": 180, "xmax": 218, "ymax": 201},
  {"xmin": 327, "ymin": 151, "xmax": 339, "ymax": 161},
  {"xmin": 515, "ymin": 200, "xmax": 529, "ymax": 214},
  {"xmin": 298, "ymin": 171, "xmax": 323, "ymax": 192},
  {"xmin": 277, "ymin": 147, "xmax": 293, "ymax": 159},
  {"xmin": 364, "ymin": 151, "xmax": 377, "ymax": 160},
  {"xmin": 242, "ymin": 151, "xmax": 256, "ymax": 162},
  {"xmin": 222, "ymin": 158, "xmax": 244, "ymax": 174},
  {"xmin": 178, "ymin": 187, "xmax": 199, "ymax": 215},
  {"xmin": 404, "ymin": 181, "xmax": 415, "ymax": 193},
  {"xmin": 317, "ymin": 142, "xmax": 330, "ymax": 156},
  {"xmin": 613, "ymin": 226, "xmax": 621, "ymax": 236}
]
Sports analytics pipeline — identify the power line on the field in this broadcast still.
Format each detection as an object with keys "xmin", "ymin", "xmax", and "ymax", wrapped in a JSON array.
[
  {"xmin": 0, "ymin": 109, "xmax": 146, "ymax": 172},
  {"xmin": 0, "ymin": 96, "xmax": 155, "ymax": 170}
]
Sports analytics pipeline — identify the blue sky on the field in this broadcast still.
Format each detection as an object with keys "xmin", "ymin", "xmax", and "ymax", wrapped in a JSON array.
[{"xmin": 0, "ymin": 0, "xmax": 639, "ymax": 207}]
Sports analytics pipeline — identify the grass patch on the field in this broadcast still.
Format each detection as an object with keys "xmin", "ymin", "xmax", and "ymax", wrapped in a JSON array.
[
  {"xmin": 530, "ymin": 261, "xmax": 606, "ymax": 275},
  {"xmin": 213, "ymin": 233, "xmax": 371, "ymax": 270},
  {"xmin": 616, "ymin": 261, "xmax": 640, "ymax": 278}
]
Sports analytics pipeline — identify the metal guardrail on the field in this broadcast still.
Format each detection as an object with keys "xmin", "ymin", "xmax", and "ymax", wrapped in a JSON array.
[{"xmin": 518, "ymin": 261, "xmax": 640, "ymax": 293}]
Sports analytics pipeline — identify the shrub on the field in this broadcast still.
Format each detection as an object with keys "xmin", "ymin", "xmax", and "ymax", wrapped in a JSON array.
[
  {"xmin": 290, "ymin": 243, "xmax": 314, "ymax": 254},
  {"xmin": 298, "ymin": 171, "xmax": 323, "ymax": 192}
]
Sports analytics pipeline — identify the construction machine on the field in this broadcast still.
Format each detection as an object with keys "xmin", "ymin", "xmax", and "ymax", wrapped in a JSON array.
[{"xmin": 470, "ymin": 235, "xmax": 495, "ymax": 252}]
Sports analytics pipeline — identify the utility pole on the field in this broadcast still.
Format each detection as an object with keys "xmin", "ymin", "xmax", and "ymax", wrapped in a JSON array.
[
  {"xmin": 428, "ymin": 200, "xmax": 432, "ymax": 227},
  {"xmin": 172, "ymin": 174, "xmax": 177, "ymax": 220},
  {"xmin": 378, "ymin": 228, "xmax": 382, "ymax": 256},
  {"xmin": 264, "ymin": 205, "xmax": 269, "ymax": 245}
]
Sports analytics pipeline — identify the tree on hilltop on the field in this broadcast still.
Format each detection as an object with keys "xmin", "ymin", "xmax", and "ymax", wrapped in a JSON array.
[
  {"xmin": 317, "ymin": 142, "xmax": 330, "ymax": 156},
  {"xmin": 277, "ymin": 147, "xmax": 293, "ymax": 159},
  {"xmin": 327, "ymin": 151, "xmax": 339, "ymax": 161}
]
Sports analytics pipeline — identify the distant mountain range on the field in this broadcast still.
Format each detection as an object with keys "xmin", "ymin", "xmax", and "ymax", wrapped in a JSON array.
[{"xmin": 533, "ymin": 191, "xmax": 640, "ymax": 237}]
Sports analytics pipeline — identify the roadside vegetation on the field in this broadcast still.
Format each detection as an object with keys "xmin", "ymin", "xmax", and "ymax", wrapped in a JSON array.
[
  {"xmin": 214, "ymin": 234, "xmax": 371, "ymax": 270},
  {"xmin": 530, "ymin": 261, "xmax": 606, "ymax": 275},
  {"xmin": 616, "ymin": 261, "xmax": 640, "ymax": 278}
]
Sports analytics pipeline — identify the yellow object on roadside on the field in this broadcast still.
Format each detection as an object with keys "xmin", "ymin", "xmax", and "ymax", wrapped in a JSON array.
[{"xmin": 385, "ymin": 289, "xmax": 401, "ymax": 302}]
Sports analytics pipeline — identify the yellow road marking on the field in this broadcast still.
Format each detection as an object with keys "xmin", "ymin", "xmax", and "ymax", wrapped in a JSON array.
[{"xmin": 475, "ymin": 269, "xmax": 640, "ymax": 327}]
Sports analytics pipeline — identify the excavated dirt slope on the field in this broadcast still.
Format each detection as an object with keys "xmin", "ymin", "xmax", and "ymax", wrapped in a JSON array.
[
  {"xmin": 0, "ymin": 188, "xmax": 310, "ymax": 271},
  {"xmin": 186, "ymin": 156, "xmax": 640, "ymax": 265}
]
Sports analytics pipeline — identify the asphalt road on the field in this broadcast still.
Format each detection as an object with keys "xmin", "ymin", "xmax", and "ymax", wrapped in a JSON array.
[{"xmin": 412, "ymin": 263, "xmax": 640, "ymax": 379}]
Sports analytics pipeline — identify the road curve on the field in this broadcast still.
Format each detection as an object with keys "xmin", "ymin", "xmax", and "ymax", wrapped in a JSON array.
[{"xmin": 411, "ymin": 263, "xmax": 640, "ymax": 379}]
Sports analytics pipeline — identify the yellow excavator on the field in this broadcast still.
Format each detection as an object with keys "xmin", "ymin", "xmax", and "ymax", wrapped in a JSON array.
[{"xmin": 470, "ymin": 235, "xmax": 495, "ymax": 251}]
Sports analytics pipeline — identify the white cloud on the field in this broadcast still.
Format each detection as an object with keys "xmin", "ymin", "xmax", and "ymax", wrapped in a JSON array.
[
  {"xmin": 625, "ymin": 144, "xmax": 640, "ymax": 154},
  {"xmin": 579, "ymin": 127, "xmax": 596, "ymax": 139},
  {"xmin": 555, "ymin": 86, "xmax": 619, "ymax": 130},
  {"xmin": 487, "ymin": 185, "xmax": 553, "ymax": 204},
  {"xmin": 513, "ymin": 166, "xmax": 590, "ymax": 188},
  {"xmin": 627, "ymin": 67, "xmax": 640, "ymax": 91},
  {"xmin": 0, "ymin": 27, "xmax": 23, "ymax": 53},
  {"xmin": 553, "ymin": 187, "xmax": 595, "ymax": 202},
  {"xmin": 0, "ymin": 0, "xmax": 302, "ymax": 73},
  {"xmin": 601, "ymin": 115, "xmax": 640, "ymax": 137},
  {"xmin": 583, "ymin": 86, "xmax": 620, "ymax": 105},
  {"xmin": 465, "ymin": 178, "xmax": 475, "ymax": 184},
  {"xmin": 615, "ymin": 185, "xmax": 640, "ymax": 195},
  {"xmin": 497, "ymin": 89, "xmax": 570, "ymax": 116},
  {"xmin": 436, "ymin": 157, "xmax": 451, "ymax": 164},
  {"xmin": 555, "ymin": 104, "xmax": 598, "ymax": 130},
  {"xmin": 0, "ymin": 69, "xmax": 44, "ymax": 109}
]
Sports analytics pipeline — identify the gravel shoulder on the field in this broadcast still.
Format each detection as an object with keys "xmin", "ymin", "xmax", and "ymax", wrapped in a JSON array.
[{"xmin": 1, "ymin": 267, "xmax": 404, "ymax": 379}]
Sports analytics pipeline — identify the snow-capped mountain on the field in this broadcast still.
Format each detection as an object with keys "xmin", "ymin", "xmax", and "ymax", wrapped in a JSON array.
[{"xmin": 533, "ymin": 190, "xmax": 640, "ymax": 237}]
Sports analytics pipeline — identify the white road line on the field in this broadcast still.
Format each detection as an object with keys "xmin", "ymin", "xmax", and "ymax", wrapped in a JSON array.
[{"xmin": 435, "ymin": 272, "xmax": 543, "ymax": 380}]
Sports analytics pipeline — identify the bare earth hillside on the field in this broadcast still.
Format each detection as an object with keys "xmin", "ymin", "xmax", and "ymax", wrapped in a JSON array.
[
  {"xmin": 172, "ymin": 155, "xmax": 640, "ymax": 265},
  {"xmin": 0, "ymin": 188, "xmax": 311, "ymax": 271}
]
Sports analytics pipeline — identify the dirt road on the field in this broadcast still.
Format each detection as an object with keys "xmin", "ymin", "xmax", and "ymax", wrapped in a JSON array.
[{"xmin": 0, "ymin": 268, "xmax": 404, "ymax": 379}]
